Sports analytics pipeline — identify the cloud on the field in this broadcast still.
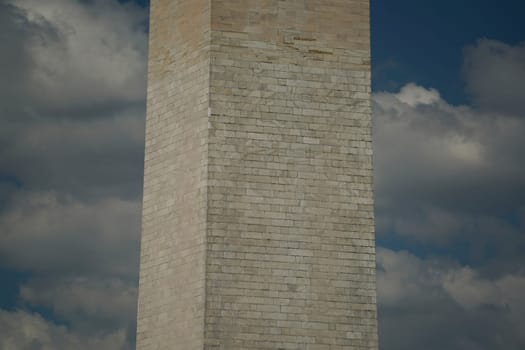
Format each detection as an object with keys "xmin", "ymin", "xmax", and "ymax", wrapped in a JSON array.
[
  {"xmin": 0, "ymin": 2, "xmax": 146, "ymax": 348},
  {"xmin": 377, "ymin": 248, "xmax": 525, "ymax": 350},
  {"xmin": 443, "ymin": 267, "xmax": 525, "ymax": 315},
  {"xmin": 0, "ymin": 191, "xmax": 140, "ymax": 346},
  {"xmin": 5, "ymin": 0, "xmax": 148, "ymax": 114},
  {"xmin": 372, "ymin": 41, "xmax": 525, "ymax": 349},
  {"xmin": 0, "ymin": 0, "xmax": 147, "ymax": 201},
  {"xmin": 395, "ymin": 83, "xmax": 441, "ymax": 107},
  {"xmin": 463, "ymin": 39, "xmax": 525, "ymax": 116},
  {"xmin": 0, "ymin": 309, "xmax": 130, "ymax": 350},
  {"xmin": 0, "ymin": 109, "xmax": 145, "ymax": 201},
  {"xmin": 373, "ymin": 82, "xmax": 525, "ymax": 246},
  {"xmin": 0, "ymin": 0, "xmax": 147, "ymax": 202},
  {"xmin": 0, "ymin": 2, "xmax": 47, "ymax": 115},
  {"xmin": 20, "ymin": 276, "xmax": 137, "ymax": 334},
  {"xmin": 0, "ymin": 190, "xmax": 141, "ymax": 277}
]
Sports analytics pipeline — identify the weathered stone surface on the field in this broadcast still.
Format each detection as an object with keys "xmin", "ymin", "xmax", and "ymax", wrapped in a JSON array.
[{"xmin": 137, "ymin": 0, "xmax": 377, "ymax": 349}]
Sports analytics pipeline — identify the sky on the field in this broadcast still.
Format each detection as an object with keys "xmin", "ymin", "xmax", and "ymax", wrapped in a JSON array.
[{"xmin": 0, "ymin": 0, "xmax": 524, "ymax": 349}]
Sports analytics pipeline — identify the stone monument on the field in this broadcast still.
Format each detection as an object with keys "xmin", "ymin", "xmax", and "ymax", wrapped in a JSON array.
[{"xmin": 137, "ymin": 0, "xmax": 377, "ymax": 349}]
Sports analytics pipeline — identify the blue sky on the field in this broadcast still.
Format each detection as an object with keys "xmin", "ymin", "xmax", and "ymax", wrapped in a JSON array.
[
  {"xmin": 0, "ymin": 0, "xmax": 524, "ymax": 349},
  {"xmin": 372, "ymin": 0, "xmax": 525, "ymax": 104}
]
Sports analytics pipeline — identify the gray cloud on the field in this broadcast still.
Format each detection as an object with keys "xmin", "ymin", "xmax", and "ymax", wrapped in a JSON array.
[
  {"xmin": 374, "ymin": 65, "xmax": 525, "ymax": 348},
  {"xmin": 0, "ymin": 309, "xmax": 130, "ymax": 350},
  {"xmin": 463, "ymin": 39, "xmax": 525, "ymax": 117},
  {"xmin": 377, "ymin": 248, "xmax": 525, "ymax": 350},
  {"xmin": 5, "ymin": 0, "xmax": 148, "ymax": 115},
  {"xmin": 0, "ymin": 0, "xmax": 147, "ymax": 202},
  {"xmin": 0, "ymin": 2, "xmax": 52, "ymax": 117},
  {"xmin": 0, "ymin": 1, "xmax": 146, "ymax": 348},
  {"xmin": 20, "ymin": 276, "xmax": 137, "ymax": 334},
  {"xmin": 373, "ymin": 82, "xmax": 525, "ymax": 249},
  {"xmin": 0, "ymin": 110, "xmax": 145, "ymax": 201},
  {"xmin": 0, "ymin": 190, "xmax": 141, "ymax": 276},
  {"xmin": 0, "ymin": 190, "xmax": 140, "ymax": 347}
]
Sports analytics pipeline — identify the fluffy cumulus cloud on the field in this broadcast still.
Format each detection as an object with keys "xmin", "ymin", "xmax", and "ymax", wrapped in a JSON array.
[
  {"xmin": 0, "ymin": 0, "xmax": 146, "ymax": 201},
  {"xmin": 373, "ymin": 81, "xmax": 525, "ymax": 243},
  {"xmin": 377, "ymin": 248, "xmax": 525, "ymax": 350},
  {"xmin": 20, "ymin": 277, "xmax": 137, "ymax": 334},
  {"xmin": 373, "ymin": 40, "xmax": 525, "ymax": 349},
  {"xmin": 0, "ymin": 0, "xmax": 147, "ymax": 348},
  {"xmin": 0, "ymin": 310, "xmax": 128, "ymax": 350},
  {"xmin": 4, "ymin": 0, "xmax": 148, "ymax": 112}
]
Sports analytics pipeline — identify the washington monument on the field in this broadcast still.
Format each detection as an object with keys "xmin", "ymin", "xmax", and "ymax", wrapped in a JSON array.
[{"xmin": 136, "ymin": 0, "xmax": 378, "ymax": 349}]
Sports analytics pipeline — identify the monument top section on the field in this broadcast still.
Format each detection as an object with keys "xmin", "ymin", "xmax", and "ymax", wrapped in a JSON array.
[{"xmin": 210, "ymin": 0, "xmax": 370, "ymax": 48}]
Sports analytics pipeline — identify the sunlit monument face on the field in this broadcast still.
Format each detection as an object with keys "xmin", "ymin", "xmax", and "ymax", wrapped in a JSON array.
[{"xmin": 136, "ymin": 1, "xmax": 377, "ymax": 349}]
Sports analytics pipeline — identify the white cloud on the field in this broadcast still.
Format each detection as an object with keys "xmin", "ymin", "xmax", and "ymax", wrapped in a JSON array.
[
  {"xmin": 395, "ymin": 83, "xmax": 441, "ymax": 107},
  {"xmin": 0, "ymin": 309, "xmax": 129, "ymax": 350},
  {"xmin": 0, "ymin": 190, "xmax": 140, "ymax": 346},
  {"xmin": 373, "ymin": 82, "xmax": 525, "ymax": 243},
  {"xmin": 377, "ymin": 248, "xmax": 448, "ymax": 306},
  {"xmin": 443, "ymin": 267, "xmax": 525, "ymax": 315},
  {"xmin": 378, "ymin": 248, "xmax": 525, "ymax": 313},
  {"xmin": 20, "ymin": 277, "xmax": 137, "ymax": 330}
]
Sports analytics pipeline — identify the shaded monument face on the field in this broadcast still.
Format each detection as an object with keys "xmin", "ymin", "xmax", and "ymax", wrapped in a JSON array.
[{"xmin": 137, "ymin": 1, "xmax": 377, "ymax": 349}]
